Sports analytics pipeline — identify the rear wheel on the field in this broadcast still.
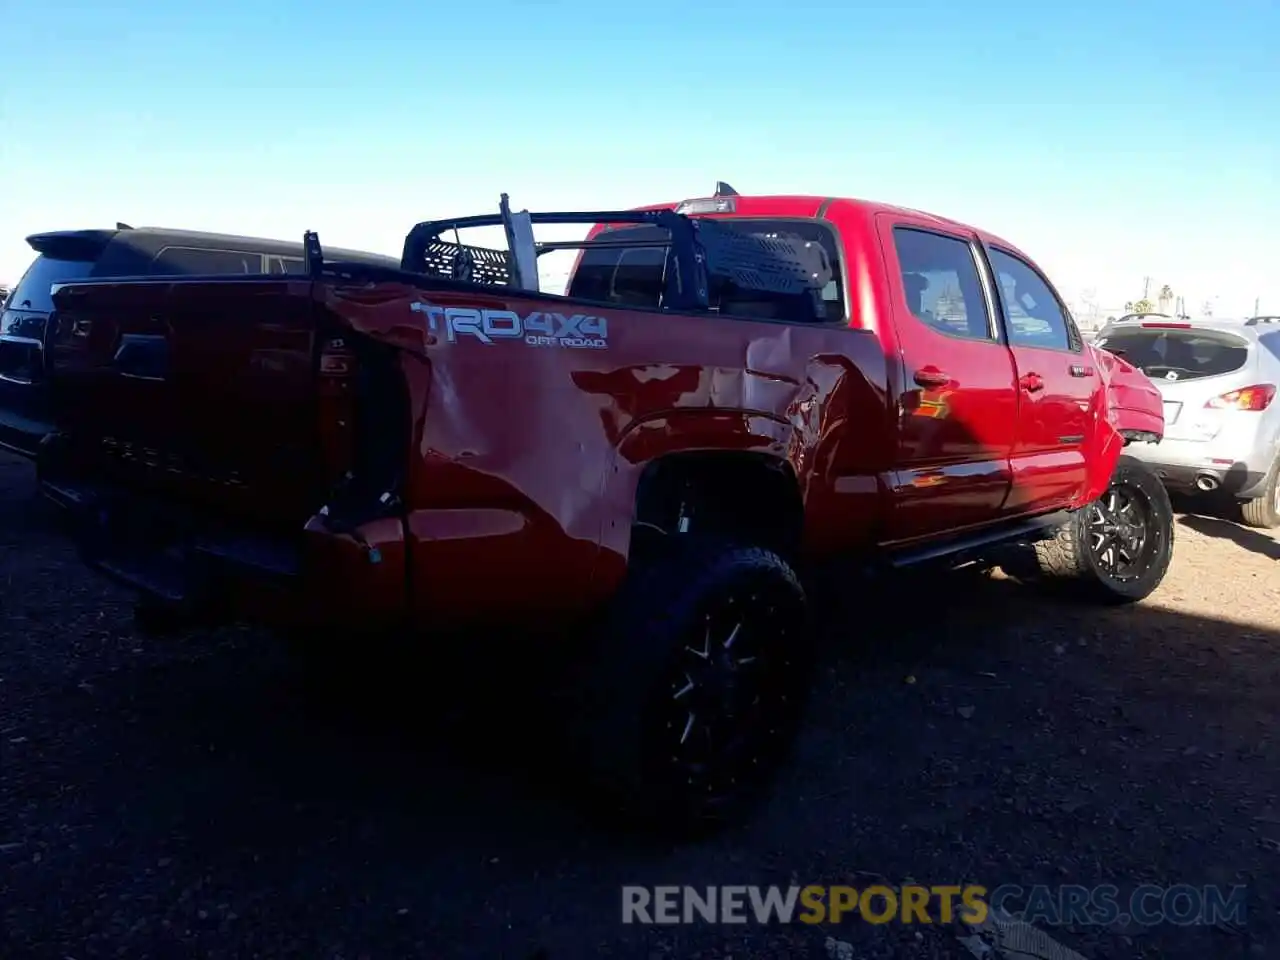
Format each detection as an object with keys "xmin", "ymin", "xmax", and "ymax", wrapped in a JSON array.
[
  {"xmin": 1034, "ymin": 454, "xmax": 1174, "ymax": 603},
  {"xmin": 1239, "ymin": 452, "xmax": 1280, "ymax": 529},
  {"xmin": 575, "ymin": 539, "xmax": 814, "ymax": 836}
]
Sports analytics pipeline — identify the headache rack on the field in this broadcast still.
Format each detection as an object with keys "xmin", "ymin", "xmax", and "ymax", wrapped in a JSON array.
[{"xmin": 303, "ymin": 193, "xmax": 834, "ymax": 323}]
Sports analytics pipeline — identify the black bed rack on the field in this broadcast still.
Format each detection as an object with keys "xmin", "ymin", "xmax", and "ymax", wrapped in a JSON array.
[{"xmin": 304, "ymin": 192, "xmax": 833, "ymax": 322}]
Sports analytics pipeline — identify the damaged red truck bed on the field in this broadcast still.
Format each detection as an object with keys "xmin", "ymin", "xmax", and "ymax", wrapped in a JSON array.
[{"xmin": 37, "ymin": 186, "xmax": 1170, "ymax": 831}]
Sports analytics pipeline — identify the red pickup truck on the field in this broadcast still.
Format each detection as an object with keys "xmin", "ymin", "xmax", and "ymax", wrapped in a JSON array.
[{"xmin": 37, "ymin": 185, "xmax": 1169, "ymax": 831}]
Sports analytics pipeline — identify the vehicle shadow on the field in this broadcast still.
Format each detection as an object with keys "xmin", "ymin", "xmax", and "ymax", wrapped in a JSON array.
[
  {"xmin": 1177, "ymin": 512, "xmax": 1280, "ymax": 561},
  {"xmin": 8, "ymin": 565, "xmax": 1278, "ymax": 960}
]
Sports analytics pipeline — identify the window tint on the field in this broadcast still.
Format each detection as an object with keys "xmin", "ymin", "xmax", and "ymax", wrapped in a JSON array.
[
  {"xmin": 6, "ymin": 255, "xmax": 96, "ymax": 314},
  {"xmin": 152, "ymin": 246, "xmax": 263, "ymax": 275},
  {"xmin": 1095, "ymin": 328, "xmax": 1250, "ymax": 381},
  {"xmin": 891, "ymin": 228, "xmax": 992, "ymax": 341},
  {"xmin": 988, "ymin": 248, "xmax": 1073, "ymax": 350},
  {"xmin": 566, "ymin": 219, "xmax": 846, "ymax": 323}
]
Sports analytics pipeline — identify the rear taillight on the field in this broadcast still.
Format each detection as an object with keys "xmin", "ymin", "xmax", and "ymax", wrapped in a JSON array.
[
  {"xmin": 1205, "ymin": 384, "xmax": 1276, "ymax": 411},
  {"xmin": 318, "ymin": 337, "xmax": 354, "ymax": 376}
]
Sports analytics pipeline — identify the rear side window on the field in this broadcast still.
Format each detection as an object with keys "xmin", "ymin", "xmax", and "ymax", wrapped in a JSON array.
[
  {"xmin": 267, "ymin": 256, "xmax": 307, "ymax": 274},
  {"xmin": 1095, "ymin": 328, "xmax": 1250, "ymax": 381},
  {"xmin": 988, "ymin": 247, "xmax": 1075, "ymax": 351},
  {"xmin": 891, "ymin": 227, "xmax": 993, "ymax": 342},
  {"xmin": 567, "ymin": 219, "xmax": 846, "ymax": 323},
  {"xmin": 6, "ymin": 255, "xmax": 96, "ymax": 314},
  {"xmin": 152, "ymin": 246, "xmax": 263, "ymax": 275},
  {"xmin": 1259, "ymin": 330, "xmax": 1280, "ymax": 362}
]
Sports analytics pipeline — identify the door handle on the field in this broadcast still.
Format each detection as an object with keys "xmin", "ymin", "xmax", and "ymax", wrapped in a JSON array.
[
  {"xmin": 1019, "ymin": 372, "xmax": 1045, "ymax": 393},
  {"xmin": 913, "ymin": 367, "xmax": 951, "ymax": 388}
]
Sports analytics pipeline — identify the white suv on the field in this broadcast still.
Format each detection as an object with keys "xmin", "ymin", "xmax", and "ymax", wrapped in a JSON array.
[{"xmin": 1094, "ymin": 315, "xmax": 1280, "ymax": 528}]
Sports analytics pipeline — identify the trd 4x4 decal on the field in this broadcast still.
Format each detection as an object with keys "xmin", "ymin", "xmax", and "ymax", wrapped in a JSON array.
[{"xmin": 410, "ymin": 301, "xmax": 608, "ymax": 350}]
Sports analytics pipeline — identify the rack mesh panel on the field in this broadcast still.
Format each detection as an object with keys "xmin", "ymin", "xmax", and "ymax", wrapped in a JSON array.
[
  {"xmin": 694, "ymin": 220, "xmax": 832, "ymax": 296},
  {"xmin": 419, "ymin": 240, "xmax": 512, "ymax": 286}
]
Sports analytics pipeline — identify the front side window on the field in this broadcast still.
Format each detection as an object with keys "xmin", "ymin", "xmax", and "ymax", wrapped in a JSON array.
[
  {"xmin": 988, "ymin": 247, "xmax": 1074, "ymax": 351},
  {"xmin": 891, "ymin": 227, "xmax": 993, "ymax": 342}
]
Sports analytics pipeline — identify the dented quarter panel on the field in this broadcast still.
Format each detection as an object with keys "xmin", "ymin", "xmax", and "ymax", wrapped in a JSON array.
[{"xmin": 321, "ymin": 280, "xmax": 892, "ymax": 626}]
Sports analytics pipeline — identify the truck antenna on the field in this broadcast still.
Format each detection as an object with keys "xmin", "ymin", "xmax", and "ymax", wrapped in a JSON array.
[{"xmin": 714, "ymin": 181, "xmax": 739, "ymax": 197}]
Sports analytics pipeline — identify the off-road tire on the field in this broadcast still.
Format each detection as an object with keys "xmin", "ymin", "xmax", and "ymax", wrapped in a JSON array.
[
  {"xmin": 1239, "ymin": 451, "xmax": 1280, "ymax": 529},
  {"xmin": 1034, "ymin": 454, "xmax": 1174, "ymax": 604},
  {"xmin": 573, "ymin": 538, "xmax": 814, "ymax": 837}
]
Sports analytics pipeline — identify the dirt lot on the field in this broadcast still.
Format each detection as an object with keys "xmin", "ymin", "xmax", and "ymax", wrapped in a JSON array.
[{"xmin": 1, "ymin": 449, "xmax": 1277, "ymax": 960}]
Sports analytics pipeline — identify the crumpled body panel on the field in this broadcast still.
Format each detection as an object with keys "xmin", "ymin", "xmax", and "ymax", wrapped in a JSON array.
[
  {"xmin": 1079, "ymin": 342, "xmax": 1165, "ymax": 504},
  {"xmin": 323, "ymin": 280, "xmax": 891, "ymax": 625}
]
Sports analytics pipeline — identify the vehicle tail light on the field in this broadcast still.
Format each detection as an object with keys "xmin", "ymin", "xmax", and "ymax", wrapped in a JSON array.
[
  {"xmin": 1204, "ymin": 384, "xmax": 1276, "ymax": 411},
  {"xmin": 318, "ymin": 337, "xmax": 354, "ymax": 376},
  {"xmin": 1141, "ymin": 322, "xmax": 1192, "ymax": 329}
]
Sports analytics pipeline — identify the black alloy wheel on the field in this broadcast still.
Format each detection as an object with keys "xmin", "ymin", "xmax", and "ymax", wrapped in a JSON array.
[
  {"xmin": 649, "ymin": 572, "xmax": 808, "ymax": 818},
  {"xmin": 1086, "ymin": 482, "xmax": 1158, "ymax": 585},
  {"xmin": 1033, "ymin": 454, "xmax": 1174, "ymax": 604}
]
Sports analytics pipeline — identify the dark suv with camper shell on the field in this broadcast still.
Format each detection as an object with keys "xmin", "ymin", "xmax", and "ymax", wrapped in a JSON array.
[{"xmin": 0, "ymin": 225, "xmax": 397, "ymax": 457}]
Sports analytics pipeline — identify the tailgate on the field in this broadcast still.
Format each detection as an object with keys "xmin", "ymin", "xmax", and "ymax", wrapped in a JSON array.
[{"xmin": 45, "ymin": 277, "xmax": 338, "ymax": 530}]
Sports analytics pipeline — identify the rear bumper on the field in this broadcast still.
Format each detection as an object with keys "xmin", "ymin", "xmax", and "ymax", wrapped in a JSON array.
[
  {"xmin": 41, "ymin": 477, "xmax": 306, "ymax": 624},
  {"xmin": 1144, "ymin": 462, "xmax": 1266, "ymax": 496},
  {"xmin": 39, "ymin": 472, "xmax": 410, "ymax": 632},
  {"xmin": 1125, "ymin": 439, "xmax": 1268, "ymax": 497},
  {"xmin": 0, "ymin": 386, "xmax": 53, "ymax": 459}
]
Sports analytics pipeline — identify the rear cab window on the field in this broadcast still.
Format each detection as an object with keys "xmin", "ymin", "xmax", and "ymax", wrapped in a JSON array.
[
  {"xmin": 1095, "ymin": 327, "xmax": 1251, "ymax": 381},
  {"xmin": 567, "ymin": 219, "xmax": 847, "ymax": 323}
]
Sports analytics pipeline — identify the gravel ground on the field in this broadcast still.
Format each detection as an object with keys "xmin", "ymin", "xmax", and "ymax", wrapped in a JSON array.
[{"xmin": 1, "ymin": 449, "xmax": 1278, "ymax": 960}]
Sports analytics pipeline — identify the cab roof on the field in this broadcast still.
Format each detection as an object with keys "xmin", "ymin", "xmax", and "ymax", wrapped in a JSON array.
[{"xmin": 619, "ymin": 191, "xmax": 1021, "ymax": 251}]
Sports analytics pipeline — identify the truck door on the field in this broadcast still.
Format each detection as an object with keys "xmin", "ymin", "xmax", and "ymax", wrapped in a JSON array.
[
  {"xmin": 982, "ymin": 244, "xmax": 1094, "ymax": 515},
  {"xmin": 877, "ymin": 217, "xmax": 1018, "ymax": 543}
]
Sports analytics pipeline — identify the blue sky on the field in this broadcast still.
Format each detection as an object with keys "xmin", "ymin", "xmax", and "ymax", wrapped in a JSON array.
[{"xmin": 2, "ymin": 0, "xmax": 1277, "ymax": 315}]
